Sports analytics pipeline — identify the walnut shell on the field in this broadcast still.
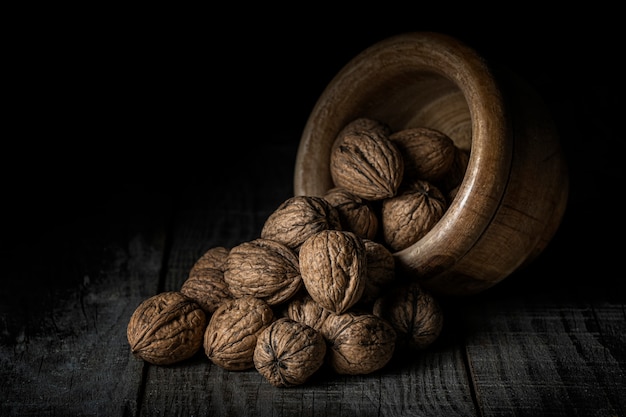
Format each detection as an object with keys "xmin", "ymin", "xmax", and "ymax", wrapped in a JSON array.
[
  {"xmin": 284, "ymin": 293, "xmax": 333, "ymax": 332},
  {"xmin": 321, "ymin": 311, "xmax": 396, "ymax": 375},
  {"xmin": 189, "ymin": 246, "xmax": 230, "ymax": 273},
  {"xmin": 261, "ymin": 195, "xmax": 341, "ymax": 252},
  {"xmin": 323, "ymin": 187, "xmax": 379, "ymax": 240},
  {"xmin": 253, "ymin": 317, "xmax": 327, "ymax": 387},
  {"xmin": 224, "ymin": 238, "xmax": 302, "ymax": 306},
  {"xmin": 373, "ymin": 281, "xmax": 443, "ymax": 350},
  {"xmin": 335, "ymin": 117, "xmax": 392, "ymax": 138},
  {"xmin": 181, "ymin": 247, "xmax": 234, "ymax": 314},
  {"xmin": 359, "ymin": 239, "xmax": 395, "ymax": 306},
  {"xmin": 203, "ymin": 296, "xmax": 274, "ymax": 371},
  {"xmin": 381, "ymin": 179, "xmax": 447, "ymax": 251},
  {"xmin": 438, "ymin": 146, "xmax": 470, "ymax": 196},
  {"xmin": 389, "ymin": 127, "xmax": 456, "ymax": 183},
  {"xmin": 127, "ymin": 291, "xmax": 206, "ymax": 365},
  {"xmin": 447, "ymin": 184, "xmax": 461, "ymax": 204},
  {"xmin": 330, "ymin": 126, "xmax": 404, "ymax": 201},
  {"xmin": 299, "ymin": 230, "xmax": 366, "ymax": 314}
]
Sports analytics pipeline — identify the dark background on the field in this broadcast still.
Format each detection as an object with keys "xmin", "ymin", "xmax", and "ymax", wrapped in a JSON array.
[{"xmin": 4, "ymin": 8, "xmax": 624, "ymax": 278}]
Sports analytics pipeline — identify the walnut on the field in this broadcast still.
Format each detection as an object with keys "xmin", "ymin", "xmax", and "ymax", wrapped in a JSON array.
[
  {"xmin": 438, "ymin": 146, "xmax": 470, "ymax": 197},
  {"xmin": 330, "ymin": 123, "xmax": 404, "ymax": 201},
  {"xmin": 284, "ymin": 293, "xmax": 334, "ymax": 332},
  {"xmin": 203, "ymin": 296, "xmax": 274, "ymax": 371},
  {"xmin": 253, "ymin": 317, "xmax": 327, "ymax": 387},
  {"xmin": 323, "ymin": 187, "xmax": 379, "ymax": 240},
  {"xmin": 299, "ymin": 230, "xmax": 366, "ymax": 314},
  {"xmin": 261, "ymin": 195, "xmax": 341, "ymax": 252},
  {"xmin": 373, "ymin": 281, "xmax": 443, "ymax": 351},
  {"xmin": 321, "ymin": 311, "xmax": 396, "ymax": 375},
  {"xmin": 181, "ymin": 246, "xmax": 234, "ymax": 314},
  {"xmin": 389, "ymin": 127, "xmax": 456, "ymax": 183},
  {"xmin": 224, "ymin": 238, "xmax": 301, "ymax": 306},
  {"xmin": 447, "ymin": 184, "xmax": 461, "ymax": 204},
  {"xmin": 359, "ymin": 239, "xmax": 396, "ymax": 306},
  {"xmin": 381, "ymin": 179, "xmax": 447, "ymax": 251},
  {"xmin": 190, "ymin": 246, "xmax": 229, "ymax": 273},
  {"xmin": 127, "ymin": 291, "xmax": 206, "ymax": 365},
  {"xmin": 336, "ymin": 117, "xmax": 392, "ymax": 138}
]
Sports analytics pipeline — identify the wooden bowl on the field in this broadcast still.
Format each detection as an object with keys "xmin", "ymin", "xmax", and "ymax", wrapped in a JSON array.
[{"xmin": 293, "ymin": 32, "xmax": 569, "ymax": 296}]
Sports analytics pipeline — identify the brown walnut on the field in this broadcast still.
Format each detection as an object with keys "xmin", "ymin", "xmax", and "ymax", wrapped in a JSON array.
[
  {"xmin": 323, "ymin": 187, "xmax": 379, "ymax": 240},
  {"xmin": 330, "ymin": 124, "xmax": 404, "ymax": 201},
  {"xmin": 284, "ymin": 293, "xmax": 334, "ymax": 332},
  {"xmin": 299, "ymin": 230, "xmax": 366, "ymax": 314},
  {"xmin": 181, "ymin": 246, "xmax": 234, "ymax": 314},
  {"xmin": 224, "ymin": 238, "xmax": 302, "ymax": 306},
  {"xmin": 189, "ymin": 246, "xmax": 229, "ymax": 273},
  {"xmin": 373, "ymin": 281, "xmax": 444, "ymax": 350},
  {"xmin": 389, "ymin": 127, "xmax": 456, "ymax": 183},
  {"xmin": 381, "ymin": 179, "xmax": 447, "ymax": 251},
  {"xmin": 321, "ymin": 311, "xmax": 396, "ymax": 375},
  {"xmin": 253, "ymin": 317, "xmax": 327, "ymax": 387},
  {"xmin": 359, "ymin": 239, "xmax": 396, "ymax": 306},
  {"xmin": 335, "ymin": 117, "xmax": 392, "ymax": 138},
  {"xmin": 261, "ymin": 195, "xmax": 341, "ymax": 252},
  {"xmin": 127, "ymin": 291, "xmax": 206, "ymax": 365},
  {"xmin": 438, "ymin": 146, "xmax": 470, "ymax": 200},
  {"xmin": 203, "ymin": 296, "xmax": 274, "ymax": 371}
]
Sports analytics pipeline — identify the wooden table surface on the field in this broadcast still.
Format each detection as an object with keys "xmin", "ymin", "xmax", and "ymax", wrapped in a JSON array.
[{"xmin": 2, "ymin": 15, "xmax": 624, "ymax": 417}]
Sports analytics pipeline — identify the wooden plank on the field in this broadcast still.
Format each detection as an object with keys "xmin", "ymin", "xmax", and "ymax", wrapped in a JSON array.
[
  {"xmin": 136, "ymin": 142, "xmax": 478, "ymax": 417},
  {"xmin": 461, "ymin": 273, "xmax": 626, "ymax": 417},
  {"xmin": 452, "ymin": 189, "xmax": 626, "ymax": 417},
  {"xmin": 139, "ymin": 345, "xmax": 476, "ymax": 417},
  {"xmin": 0, "ymin": 188, "xmax": 171, "ymax": 417}
]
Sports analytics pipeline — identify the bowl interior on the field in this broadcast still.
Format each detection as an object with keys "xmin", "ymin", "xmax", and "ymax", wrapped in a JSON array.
[
  {"xmin": 354, "ymin": 73, "xmax": 472, "ymax": 152},
  {"xmin": 293, "ymin": 33, "xmax": 498, "ymax": 198}
]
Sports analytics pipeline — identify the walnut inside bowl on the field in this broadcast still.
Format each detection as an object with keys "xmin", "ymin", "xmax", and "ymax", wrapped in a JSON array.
[{"xmin": 294, "ymin": 31, "xmax": 569, "ymax": 296}]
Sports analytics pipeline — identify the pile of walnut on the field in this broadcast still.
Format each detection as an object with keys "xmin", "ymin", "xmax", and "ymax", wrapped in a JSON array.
[{"xmin": 127, "ymin": 118, "xmax": 469, "ymax": 388}]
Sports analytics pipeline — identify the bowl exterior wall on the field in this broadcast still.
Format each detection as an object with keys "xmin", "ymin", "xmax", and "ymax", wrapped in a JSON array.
[{"xmin": 294, "ymin": 32, "xmax": 568, "ymax": 296}]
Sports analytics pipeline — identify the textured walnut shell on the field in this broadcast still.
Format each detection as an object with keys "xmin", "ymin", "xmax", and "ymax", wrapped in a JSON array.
[
  {"xmin": 321, "ymin": 311, "xmax": 396, "ymax": 375},
  {"xmin": 299, "ymin": 230, "xmax": 366, "ymax": 314},
  {"xmin": 203, "ymin": 296, "xmax": 274, "ymax": 371},
  {"xmin": 253, "ymin": 318, "xmax": 327, "ymax": 387},
  {"xmin": 438, "ymin": 146, "xmax": 470, "ymax": 196},
  {"xmin": 181, "ymin": 247, "xmax": 234, "ymax": 314},
  {"xmin": 127, "ymin": 291, "xmax": 206, "ymax": 365},
  {"xmin": 189, "ymin": 246, "xmax": 229, "ymax": 273},
  {"xmin": 284, "ymin": 293, "xmax": 333, "ymax": 332},
  {"xmin": 373, "ymin": 281, "xmax": 443, "ymax": 350},
  {"xmin": 381, "ymin": 179, "xmax": 447, "ymax": 251},
  {"xmin": 323, "ymin": 187, "xmax": 379, "ymax": 240},
  {"xmin": 330, "ymin": 127, "xmax": 404, "ymax": 201},
  {"xmin": 335, "ymin": 117, "xmax": 392, "ymax": 138},
  {"xmin": 447, "ymin": 184, "xmax": 461, "ymax": 204},
  {"xmin": 224, "ymin": 238, "xmax": 302, "ymax": 306},
  {"xmin": 261, "ymin": 195, "xmax": 341, "ymax": 252},
  {"xmin": 359, "ymin": 239, "xmax": 396, "ymax": 306},
  {"xmin": 389, "ymin": 127, "xmax": 456, "ymax": 183}
]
